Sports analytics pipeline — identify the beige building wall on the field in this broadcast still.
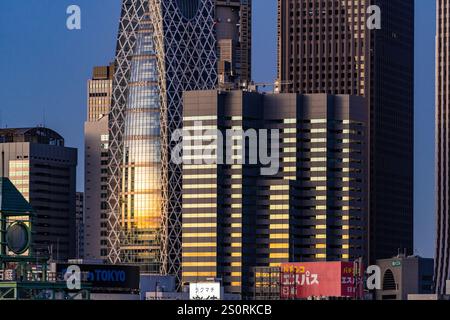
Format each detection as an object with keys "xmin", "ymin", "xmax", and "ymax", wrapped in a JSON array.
[{"xmin": 84, "ymin": 65, "xmax": 113, "ymax": 261}]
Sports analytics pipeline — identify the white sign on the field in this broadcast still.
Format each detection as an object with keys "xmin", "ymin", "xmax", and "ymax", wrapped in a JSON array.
[{"xmin": 189, "ymin": 282, "xmax": 221, "ymax": 300}]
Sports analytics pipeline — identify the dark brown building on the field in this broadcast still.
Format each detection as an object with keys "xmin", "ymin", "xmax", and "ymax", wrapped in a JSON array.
[{"xmin": 277, "ymin": 0, "xmax": 415, "ymax": 263}]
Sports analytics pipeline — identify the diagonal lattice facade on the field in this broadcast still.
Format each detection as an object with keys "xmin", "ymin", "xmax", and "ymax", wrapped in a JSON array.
[
  {"xmin": 108, "ymin": 0, "xmax": 150, "ymax": 266},
  {"xmin": 150, "ymin": 0, "xmax": 218, "ymax": 282},
  {"xmin": 108, "ymin": 0, "xmax": 217, "ymax": 282}
]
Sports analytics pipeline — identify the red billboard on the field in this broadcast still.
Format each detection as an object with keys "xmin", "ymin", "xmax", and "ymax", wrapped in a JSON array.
[{"xmin": 280, "ymin": 262, "xmax": 363, "ymax": 299}]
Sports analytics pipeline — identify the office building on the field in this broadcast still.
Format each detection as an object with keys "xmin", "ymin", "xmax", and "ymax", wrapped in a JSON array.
[
  {"xmin": 436, "ymin": 0, "xmax": 450, "ymax": 295},
  {"xmin": 277, "ymin": 0, "xmax": 415, "ymax": 262},
  {"xmin": 87, "ymin": 64, "xmax": 114, "ymax": 122},
  {"xmin": 107, "ymin": 0, "xmax": 251, "ymax": 280},
  {"xmin": 376, "ymin": 255, "xmax": 434, "ymax": 300},
  {"xmin": 181, "ymin": 90, "xmax": 367, "ymax": 297},
  {"xmin": 84, "ymin": 64, "xmax": 114, "ymax": 262},
  {"xmin": 75, "ymin": 192, "xmax": 84, "ymax": 259},
  {"xmin": 0, "ymin": 127, "xmax": 77, "ymax": 261},
  {"xmin": 216, "ymin": 0, "xmax": 252, "ymax": 88}
]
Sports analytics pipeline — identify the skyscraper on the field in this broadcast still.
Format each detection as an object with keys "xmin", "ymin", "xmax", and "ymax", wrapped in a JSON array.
[
  {"xmin": 151, "ymin": 0, "xmax": 218, "ymax": 280},
  {"xmin": 216, "ymin": 0, "xmax": 252, "ymax": 88},
  {"xmin": 75, "ymin": 192, "xmax": 84, "ymax": 259},
  {"xmin": 84, "ymin": 64, "xmax": 114, "ymax": 262},
  {"xmin": 108, "ymin": 0, "xmax": 252, "ymax": 280},
  {"xmin": 0, "ymin": 127, "xmax": 77, "ymax": 261},
  {"xmin": 436, "ymin": 0, "xmax": 450, "ymax": 295},
  {"xmin": 277, "ymin": 0, "xmax": 415, "ymax": 262},
  {"xmin": 108, "ymin": 0, "xmax": 165, "ymax": 274},
  {"xmin": 87, "ymin": 64, "xmax": 114, "ymax": 122},
  {"xmin": 181, "ymin": 90, "xmax": 368, "ymax": 297}
]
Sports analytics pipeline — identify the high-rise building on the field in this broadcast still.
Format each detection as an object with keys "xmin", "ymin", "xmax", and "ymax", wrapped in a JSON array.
[
  {"xmin": 181, "ymin": 90, "xmax": 368, "ymax": 297},
  {"xmin": 108, "ymin": 0, "xmax": 229, "ymax": 279},
  {"xmin": 75, "ymin": 192, "xmax": 84, "ymax": 259},
  {"xmin": 216, "ymin": 0, "xmax": 252, "ymax": 88},
  {"xmin": 84, "ymin": 64, "xmax": 114, "ymax": 262},
  {"xmin": 87, "ymin": 64, "xmax": 114, "ymax": 122},
  {"xmin": 0, "ymin": 127, "xmax": 77, "ymax": 261},
  {"xmin": 436, "ymin": 0, "xmax": 450, "ymax": 295},
  {"xmin": 277, "ymin": 0, "xmax": 415, "ymax": 262}
]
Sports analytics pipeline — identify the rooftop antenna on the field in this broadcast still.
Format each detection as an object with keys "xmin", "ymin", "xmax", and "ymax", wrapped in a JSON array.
[
  {"xmin": 1, "ymin": 151, "xmax": 4, "ymax": 178},
  {"xmin": 42, "ymin": 107, "xmax": 46, "ymax": 128}
]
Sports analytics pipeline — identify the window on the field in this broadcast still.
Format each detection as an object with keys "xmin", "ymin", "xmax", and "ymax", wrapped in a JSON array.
[{"xmin": 382, "ymin": 269, "xmax": 397, "ymax": 291}]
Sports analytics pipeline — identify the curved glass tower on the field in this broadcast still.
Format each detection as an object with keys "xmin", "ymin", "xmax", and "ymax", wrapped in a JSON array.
[
  {"xmin": 108, "ymin": 0, "xmax": 217, "ymax": 279},
  {"xmin": 121, "ymin": 12, "xmax": 162, "ymax": 272},
  {"xmin": 108, "ymin": 1, "xmax": 162, "ymax": 273}
]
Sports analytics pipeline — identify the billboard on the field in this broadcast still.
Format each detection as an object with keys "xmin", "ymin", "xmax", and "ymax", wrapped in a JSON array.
[
  {"xmin": 56, "ymin": 263, "xmax": 140, "ymax": 291},
  {"xmin": 280, "ymin": 262, "xmax": 363, "ymax": 299},
  {"xmin": 189, "ymin": 282, "xmax": 222, "ymax": 300}
]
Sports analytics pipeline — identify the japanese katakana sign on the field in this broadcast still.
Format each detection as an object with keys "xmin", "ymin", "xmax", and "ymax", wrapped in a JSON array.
[{"xmin": 189, "ymin": 282, "xmax": 222, "ymax": 300}]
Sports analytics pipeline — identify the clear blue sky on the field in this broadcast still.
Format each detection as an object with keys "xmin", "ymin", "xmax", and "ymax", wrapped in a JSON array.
[{"xmin": 0, "ymin": 0, "xmax": 436, "ymax": 258}]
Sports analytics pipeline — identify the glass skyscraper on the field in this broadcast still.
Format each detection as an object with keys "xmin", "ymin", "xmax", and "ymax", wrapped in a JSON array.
[
  {"xmin": 435, "ymin": 0, "xmax": 450, "ymax": 295},
  {"xmin": 120, "ymin": 10, "xmax": 162, "ymax": 273},
  {"xmin": 107, "ymin": 0, "xmax": 218, "ymax": 279},
  {"xmin": 108, "ymin": 0, "xmax": 160, "ymax": 274},
  {"xmin": 277, "ymin": 0, "xmax": 415, "ymax": 263}
]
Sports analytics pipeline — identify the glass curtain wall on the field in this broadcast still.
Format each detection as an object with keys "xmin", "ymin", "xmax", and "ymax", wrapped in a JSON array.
[{"xmin": 120, "ymin": 12, "xmax": 162, "ymax": 273}]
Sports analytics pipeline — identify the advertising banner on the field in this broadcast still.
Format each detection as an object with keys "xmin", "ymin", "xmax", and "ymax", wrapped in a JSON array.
[
  {"xmin": 280, "ymin": 262, "xmax": 362, "ymax": 299},
  {"xmin": 56, "ymin": 263, "xmax": 140, "ymax": 290}
]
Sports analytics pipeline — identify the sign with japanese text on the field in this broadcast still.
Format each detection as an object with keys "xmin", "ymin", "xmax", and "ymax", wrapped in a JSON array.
[
  {"xmin": 0, "ymin": 269, "xmax": 16, "ymax": 281},
  {"xmin": 189, "ymin": 282, "xmax": 222, "ymax": 300},
  {"xmin": 280, "ymin": 262, "xmax": 363, "ymax": 299}
]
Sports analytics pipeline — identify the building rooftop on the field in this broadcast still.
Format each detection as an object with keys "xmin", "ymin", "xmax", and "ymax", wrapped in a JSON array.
[
  {"xmin": 92, "ymin": 63, "xmax": 114, "ymax": 80},
  {"xmin": 0, "ymin": 127, "xmax": 64, "ymax": 146}
]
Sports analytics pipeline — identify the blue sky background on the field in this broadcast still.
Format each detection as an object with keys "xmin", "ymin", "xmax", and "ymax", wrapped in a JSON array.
[{"xmin": 0, "ymin": 0, "xmax": 436, "ymax": 257}]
